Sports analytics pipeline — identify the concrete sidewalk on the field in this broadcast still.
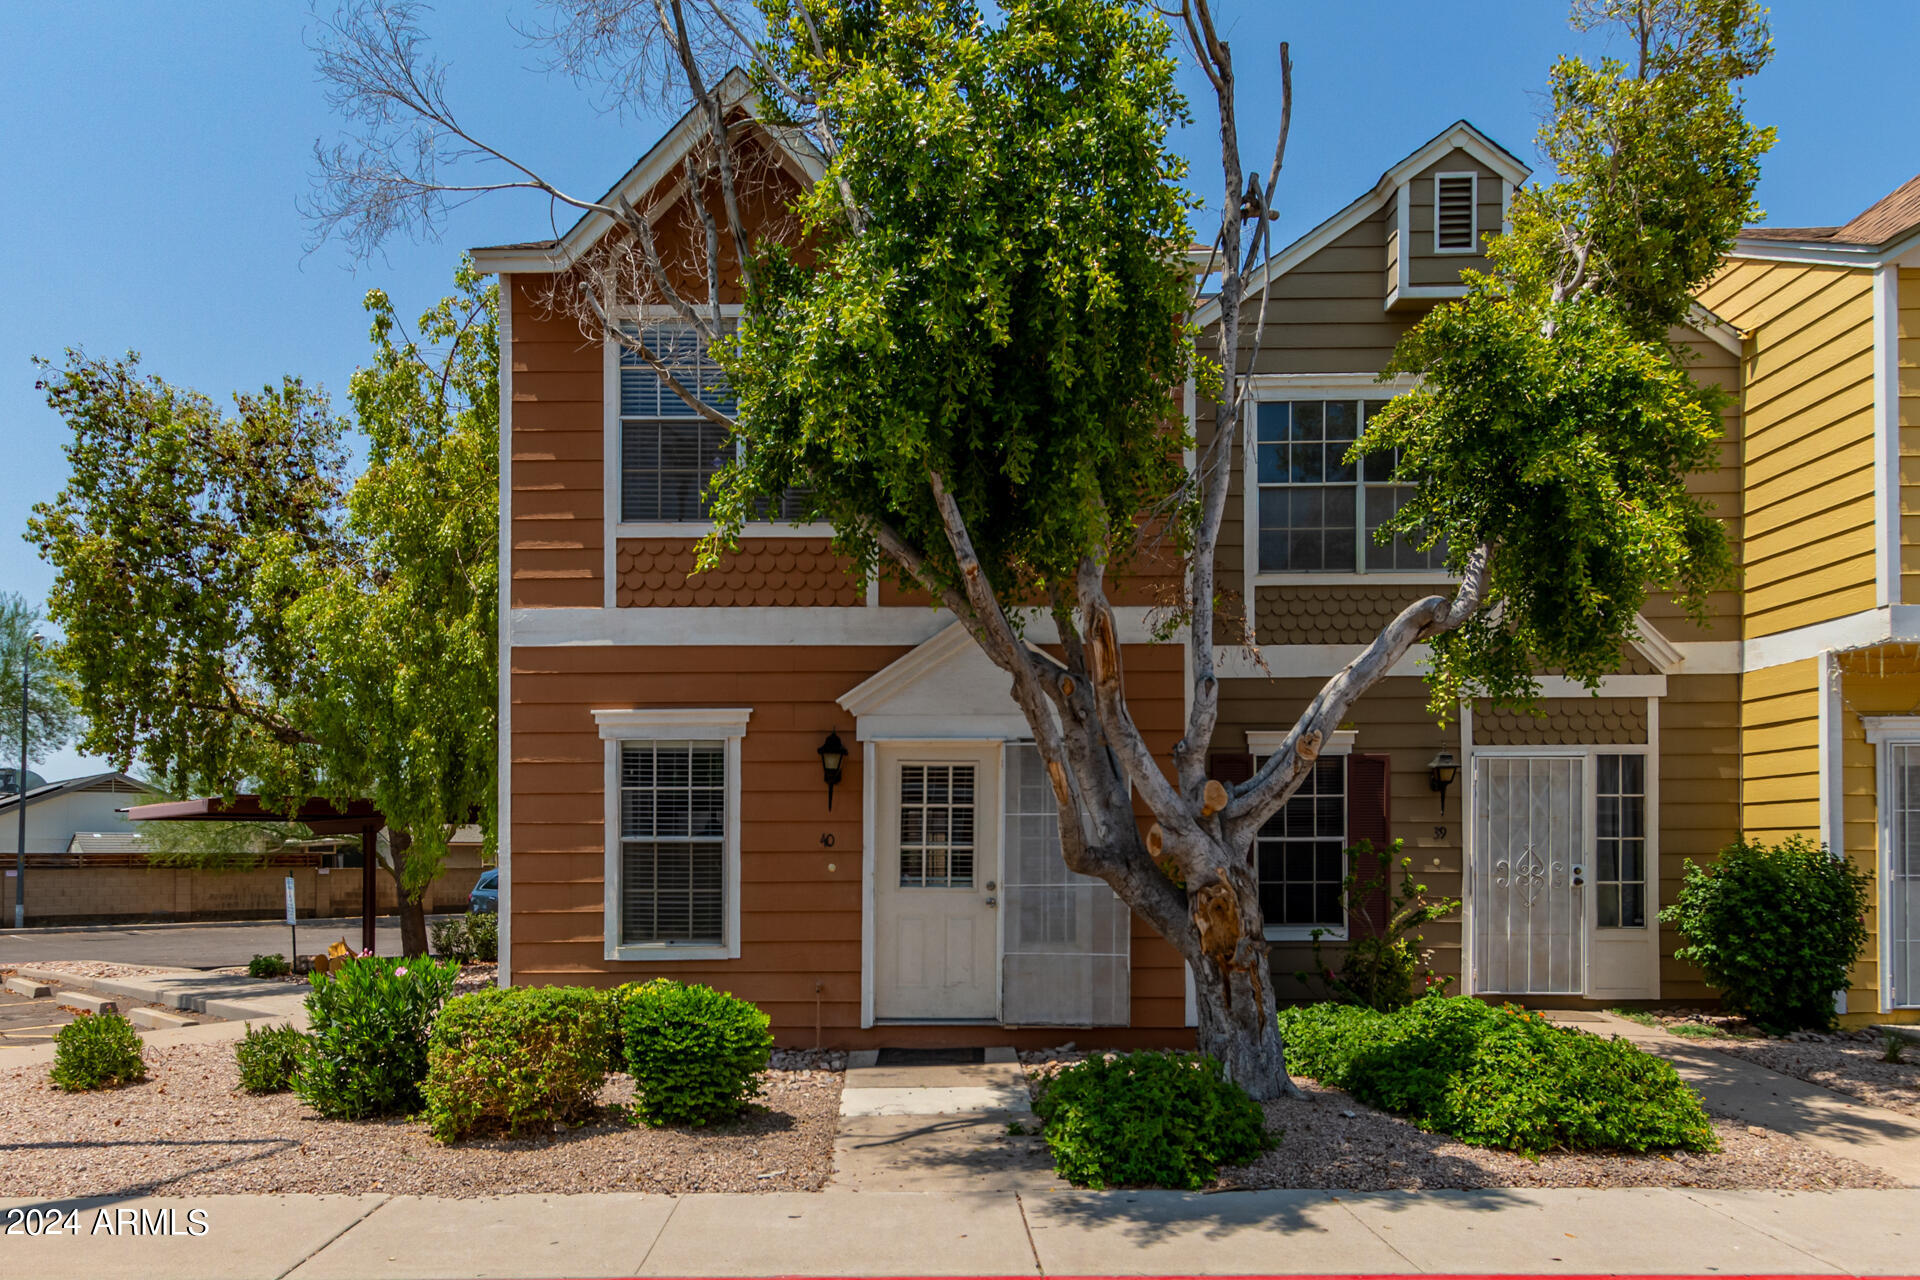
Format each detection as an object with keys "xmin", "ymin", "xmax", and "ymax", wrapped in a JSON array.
[
  {"xmin": 11, "ymin": 963, "xmax": 310, "ymax": 1028},
  {"xmin": 0, "ymin": 1187, "xmax": 1914, "ymax": 1279}
]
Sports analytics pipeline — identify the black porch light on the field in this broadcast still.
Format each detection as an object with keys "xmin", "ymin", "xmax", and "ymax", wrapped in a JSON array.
[
  {"xmin": 817, "ymin": 730, "xmax": 849, "ymax": 810},
  {"xmin": 1427, "ymin": 750, "xmax": 1460, "ymax": 814}
]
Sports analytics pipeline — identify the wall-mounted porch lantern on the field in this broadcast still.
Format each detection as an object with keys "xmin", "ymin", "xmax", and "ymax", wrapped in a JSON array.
[
  {"xmin": 1427, "ymin": 750, "xmax": 1460, "ymax": 815},
  {"xmin": 817, "ymin": 730, "xmax": 848, "ymax": 811}
]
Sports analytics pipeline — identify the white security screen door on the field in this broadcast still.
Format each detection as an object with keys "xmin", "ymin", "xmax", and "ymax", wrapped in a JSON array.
[
  {"xmin": 1890, "ymin": 744, "xmax": 1920, "ymax": 1007},
  {"xmin": 873, "ymin": 744, "xmax": 1001, "ymax": 1020},
  {"xmin": 1000, "ymin": 744, "xmax": 1131, "ymax": 1025},
  {"xmin": 1473, "ymin": 755, "xmax": 1585, "ymax": 994}
]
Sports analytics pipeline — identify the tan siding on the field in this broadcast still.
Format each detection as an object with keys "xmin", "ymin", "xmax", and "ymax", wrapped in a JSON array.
[
  {"xmin": 1402, "ymin": 157, "xmax": 1504, "ymax": 288},
  {"xmin": 1657, "ymin": 675, "xmax": 1740, "ymax": 1001},
  {"xmin": 1703, "ymin": 261, "xmax": 1877, "ymax": 638},
  {"xmin": 1217, "ymin": 676, "xmax": 1466, "ymax": 995},
  {"xmin": 508, "ymin": 642, "xmax": 1187, "ymax": 1044},
  {"xmin": 1472, "ymin": 698, "xmax": 1648, "ymax": 746}
]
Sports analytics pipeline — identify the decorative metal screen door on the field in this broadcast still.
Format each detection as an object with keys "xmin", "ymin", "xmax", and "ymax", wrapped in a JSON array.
[
  {"xmin": 1890, "ymin": 744, "xmax": 1920, "ymax": 1007},
  {"xmin": 1000, "ymin": 744, "xmax": 1131, "ymax": 1024},
  {"xmin": 1473, "ymin": 755, "xmax": 1585, "ymax": 995}
]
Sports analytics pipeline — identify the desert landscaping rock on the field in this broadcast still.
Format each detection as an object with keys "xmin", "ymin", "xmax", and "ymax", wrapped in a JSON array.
[
  {"xmin": 1021, "ymin": 1052, "xmax": 1898, "ymax": 1191},
  {"xmin": 0, "ymin": 1040, "xmax": 843, "ymax": 1198},
  {"xmin": 1690, "ymin": 1034, "xmax": 1920, "ymax": 1120}
]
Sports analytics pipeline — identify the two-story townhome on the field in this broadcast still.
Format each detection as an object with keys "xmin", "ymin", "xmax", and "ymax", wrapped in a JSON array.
[
  {"xmin": 473, "ymin": 79, "xmax": 1189, "ymax": 1048},
  {"xmin": 1195, "ymin": 124, "xmax": 1747, "ymax": 1014},
  {"xmin": 1697, "ymin": 178, "xmax": 1920, "ymax": 1024}
]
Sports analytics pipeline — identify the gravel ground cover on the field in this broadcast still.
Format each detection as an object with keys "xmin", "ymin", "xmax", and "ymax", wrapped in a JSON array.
[
  {"xmin": 2, "ymin": 1041, "xmax": 842, "ymax": 1198},
  {"xmin": 1020, "ymin": 1050, "xmax": 1896, "ymax": 1191},
  {"xmin": 4, "ymin": 961, "xmax": 186, "ymax": 981},
  {"xmin": 1617, "ymin": 1008, "xmax": 1920, "ymax": 1120}
]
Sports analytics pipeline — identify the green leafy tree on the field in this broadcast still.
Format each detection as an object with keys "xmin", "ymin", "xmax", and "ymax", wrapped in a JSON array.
[
  {"xmin": 0, "ymin": 591, "xmax": 78, "ymax": 780},
  {"xmin": 308, "ymin": 0, "xmax": 1767, "ymax": 1096},
  {"xmin": 30, "ymin": 261, "xmax": 497, "ymax": 956}
]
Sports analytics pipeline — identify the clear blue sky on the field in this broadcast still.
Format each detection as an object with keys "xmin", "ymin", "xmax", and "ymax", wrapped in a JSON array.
[{"xmin": 3, "ymin": 3, "xmax": 1914, "ymax": 782}]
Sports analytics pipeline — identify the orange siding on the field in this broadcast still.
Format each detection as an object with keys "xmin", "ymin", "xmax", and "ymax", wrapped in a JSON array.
[{"xmin": 616, "ymin": 538, "xmax": 864, "ymax": 607}]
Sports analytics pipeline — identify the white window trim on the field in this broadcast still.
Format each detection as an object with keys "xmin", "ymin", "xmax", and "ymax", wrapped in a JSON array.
[
  {"xmin": 593, "ymin": 707, "xmax": 751, "ymax": 962},
  {"xmin": 1242, "ymin": 376, "xmax": 1453, "ymax": 589},
  {"xmin": 1433, "ymin": 171, "xmax": 1479, "ymax": 255},
  {"xmin": 1865, "ymin": 716, "xmax": 1920, "ymax": 1011},
  {"xmin": 1250, "ymin": 745, "xmax": 1351, "ymax": 941},
  {"xmin": 603, "ymin": 308, "xmax": 827, "ymax": 609}
]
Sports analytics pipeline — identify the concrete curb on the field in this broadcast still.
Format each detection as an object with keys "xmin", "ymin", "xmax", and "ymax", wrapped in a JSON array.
[{"xmin": 14, "ymin": 967, "xmax": 310, "ymax": 1028}]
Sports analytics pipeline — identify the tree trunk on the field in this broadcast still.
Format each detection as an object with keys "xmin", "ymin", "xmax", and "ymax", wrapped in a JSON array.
[
  {"xmin": 384, "ymin": 830, "xmax": 430, "ymax": 959},
  {"xmin": 1193, "ymin": 952, "xmax": 1297, "ymax": 1101}
]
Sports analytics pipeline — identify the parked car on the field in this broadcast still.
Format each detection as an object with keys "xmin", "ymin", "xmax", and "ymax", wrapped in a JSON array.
[{"xmin": 469, "ymin": 868, "xmax": 498, "ymax": 914}]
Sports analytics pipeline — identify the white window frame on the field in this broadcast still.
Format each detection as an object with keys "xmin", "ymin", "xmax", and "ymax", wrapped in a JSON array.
[
  {"xmin": 1433, "ymin": 171, "xmax": 1479, "ymax": 255},
  {"xmin": 592, "ymin": 707, "xmax": 751, "ymax": 962},
  {"xmin": 1863, "ymin": 715, "xmax": 1920, "ymax": 1010},
  {"xmin": 1250, "ymin": 729, "xmax": 1358, "ymax": 941},
  {"xmin": 1242, "ymin": 374, "xmax": 1452, "ymax": 588},
  {"xmin": 603, "ymin": 305, "xmax": 831, "ymax": 547}
]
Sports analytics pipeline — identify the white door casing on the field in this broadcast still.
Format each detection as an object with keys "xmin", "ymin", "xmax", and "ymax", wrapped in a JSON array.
[
  {"xmin": 872, "ymin": 742, "xmax": 1001, "ymax": 1020},
  {"xmin": 1466, "ymin": 742, "xmax": 1660, "ymax": 1000}
]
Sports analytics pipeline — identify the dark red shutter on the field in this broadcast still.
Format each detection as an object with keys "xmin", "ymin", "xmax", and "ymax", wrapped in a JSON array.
[
  {"xmin": 1346, "ymin": 752, "xmax": 1393, "ymax": 937},
  {"xmin": 1209, "ymin": 752, "xmax": 1257, "ymax": 787}
]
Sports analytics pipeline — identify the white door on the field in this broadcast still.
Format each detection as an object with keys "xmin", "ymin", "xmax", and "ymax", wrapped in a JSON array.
[
  {"xmin": 1473, "ymin": 755, "xmax": 1585, "ymax": 995},
  {"xmin": 1889, "ymin": 744, "xmax": 1920, "ymax": 1008},
  {"xmin": 873, "ymin": 744, "xmax": 1000, "ymax": 1020}
]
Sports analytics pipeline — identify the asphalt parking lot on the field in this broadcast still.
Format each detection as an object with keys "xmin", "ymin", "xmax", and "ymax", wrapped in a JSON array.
[
  {"xmin": 0, "ymin": 984, "xmax": 75, "ymax": 1047},
  {"xmin": 0, "ymin": 915, "xmax": 451, "ymax": 970}
]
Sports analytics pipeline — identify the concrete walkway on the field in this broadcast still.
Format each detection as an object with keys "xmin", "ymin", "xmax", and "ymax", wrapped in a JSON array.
[
  {"xmin": 1555, "ymin": 1011, "xmax": 1920, "ymax": 1185},
  {"xmin": 832, "ymin": 1048, "xmax": 1060, "ymax": 1192},
  {"xmin": 1, "ymin": 1187, "xmax": 1916, "ymax": 1278}
]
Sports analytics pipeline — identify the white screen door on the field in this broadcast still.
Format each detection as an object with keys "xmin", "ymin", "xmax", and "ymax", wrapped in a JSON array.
[
  {"xmin": 1891, "ymin": 745, "xmax": 1920, "ymax": 1007},
  {"xmin": 1000, "ymin": 744, "xmax": 1131, "ymax": 1025},
  {"xmin": 873, "ymin": 744, "xmax": 1000, "ymax": 1020},
  {"xmin": 1474, "ymin": 755, "xmax": 1585, "ymax": 994}
]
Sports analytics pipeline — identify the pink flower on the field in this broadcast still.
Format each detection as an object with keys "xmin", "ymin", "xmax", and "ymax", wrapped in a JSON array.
[{"xmin": 395, "ymin": 966, "xmax": 409, "ymax": 977}]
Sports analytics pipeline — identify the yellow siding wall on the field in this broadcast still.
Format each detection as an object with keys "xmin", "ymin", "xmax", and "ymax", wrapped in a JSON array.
[
  {"xmin": 1700, "ymin": 262, "xmax": 1877, "ymax": 638},
  {"xmin": 1738, "ymin": 658, "xmax": 1821, "ymax": 841},
  {"xmin": 1901, "ymin": 270, "xmax": 1920, "ymax": 601},
  {"xmin": 1660, "ymin": 675, "xmax": 1741, "ymax": 1001}
]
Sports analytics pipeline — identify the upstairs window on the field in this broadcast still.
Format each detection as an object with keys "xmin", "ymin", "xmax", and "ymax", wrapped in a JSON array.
[
  {"xmin": 1254, "ymin": 399, "xmax": 1447, "ymax": 575},
  {"xmin": 1435, "ymin": 173, "xmax": 1477, "ymax": 253},
  {"xmin": 619, "ymin": 322, "xmax": 736, "ymax": 523}
]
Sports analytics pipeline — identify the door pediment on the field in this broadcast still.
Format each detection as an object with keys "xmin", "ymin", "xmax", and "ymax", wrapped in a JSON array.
[{"xmin": 838, "ymin": 623, "xmax": 1032, "ymax": 740}]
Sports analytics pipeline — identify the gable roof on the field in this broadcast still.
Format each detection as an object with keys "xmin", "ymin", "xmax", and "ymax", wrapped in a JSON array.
[
  {"xmin": 0, "ymin": 771, "xmax": 161, "ymax": 814},
  {"xmin": 1192, "ymin": 120, "xmax": 1530, "ymax": 328},
  {"xmin": 1735, "ymin": 173, "xmax": 1920, "ymax": 260},
  {"xmin": 469, "ymin": 67, "xmax": 824, "ymax": 276}
]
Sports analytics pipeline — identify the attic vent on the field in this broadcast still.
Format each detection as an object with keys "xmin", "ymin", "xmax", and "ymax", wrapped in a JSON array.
[{"xmin": 1435, "ymin": 174, "xmax": 1476, "ymax": 251}]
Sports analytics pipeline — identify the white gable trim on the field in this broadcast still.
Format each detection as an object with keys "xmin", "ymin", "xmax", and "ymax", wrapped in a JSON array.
[
  {"xmin": 1193, "ymin": 121, "xmax": 1529, "ymax": 329},
  {"xmin": 471, "ymin": 69, "xmax": 824, "ymax": 276},
  {"xmin": 837, "ymin": 622, "xmax": 1044, "ymax": 742}
]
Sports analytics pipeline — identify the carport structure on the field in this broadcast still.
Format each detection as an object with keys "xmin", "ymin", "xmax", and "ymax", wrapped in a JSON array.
[{"xmin": 126, "ymin": 796, "xmax": 385, "ymax": 952}]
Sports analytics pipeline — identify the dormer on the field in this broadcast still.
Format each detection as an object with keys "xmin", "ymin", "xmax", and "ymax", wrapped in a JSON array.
[{"xmin": 1382, "ymin": 123, "xmax": 1528, "ymax": 312}]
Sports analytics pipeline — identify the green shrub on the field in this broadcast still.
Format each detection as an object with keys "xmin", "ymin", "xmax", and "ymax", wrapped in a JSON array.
[
  {"xmin": 295, "ymin": 956, "xmax": 458, "ymax": 1119},
  {"xmin": 50, "ymin": 1012, "xmax": 147, "ymax": 1092},
  {"xmin": 424, "ymin": 986, "xmax": 615, "ymax": 1142},
  {"xmin": 247, "ymin": 953, "xmax": 291, "ymax": 979},
  {"xmin": 430, "ymin": 913, "xmax": 499, "ymax": 965},
  {"xmin": 1662, "ymin": 835, "xmax": 1871, "ymax": 1034},
  {"xmin": 1032, "ymin": 1051, "xmax": 1272, "ymax": 1189},
  {"xmin": 619, "ymin": 979, "xmax": 772, "ymax": 1126},
  {"xmin": 1279, "ymin": 997, "xmax": 1716, "ymax": 1156},
  {"xmin": 1298, "ymin": 839, "xmax": 1458, "ymax": 1010},
  {"xmin": 235, "ymin": 1023, "xmax": 308, "ymax": 1093}
]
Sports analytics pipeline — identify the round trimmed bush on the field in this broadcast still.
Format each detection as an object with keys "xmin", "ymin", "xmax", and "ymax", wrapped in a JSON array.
[
  {"xmin": 1032, "ymin": 1051, "xmax": 1273, "ymax": 1189},
  {"xmin": 1662, "ymin": 835, "xmax": 1871, "ymax": 1034},
  {"xmin": 424, "ymin": 986, "xmax": 615, "ymax": 1142},
  {"xmin": 619, "ymin": 979, "xmax": 772, "ymax": 1127},
  {"xmin": 50, "ymin": 1011, "xmax": 147, "ymax": 1092},
  {"xmin": 235, "ymin": 1022, "xmax": 308, "ymax": 1094}
]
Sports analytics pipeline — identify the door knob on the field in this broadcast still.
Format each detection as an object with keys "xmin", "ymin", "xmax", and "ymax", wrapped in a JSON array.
[
  {"xmin": 1572, "ymin": 863, "xmax": 1584, "ymax": 887},
  {"xmin": 985, "ymin": 896, "xmax": 998, "ymax": 908}
]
